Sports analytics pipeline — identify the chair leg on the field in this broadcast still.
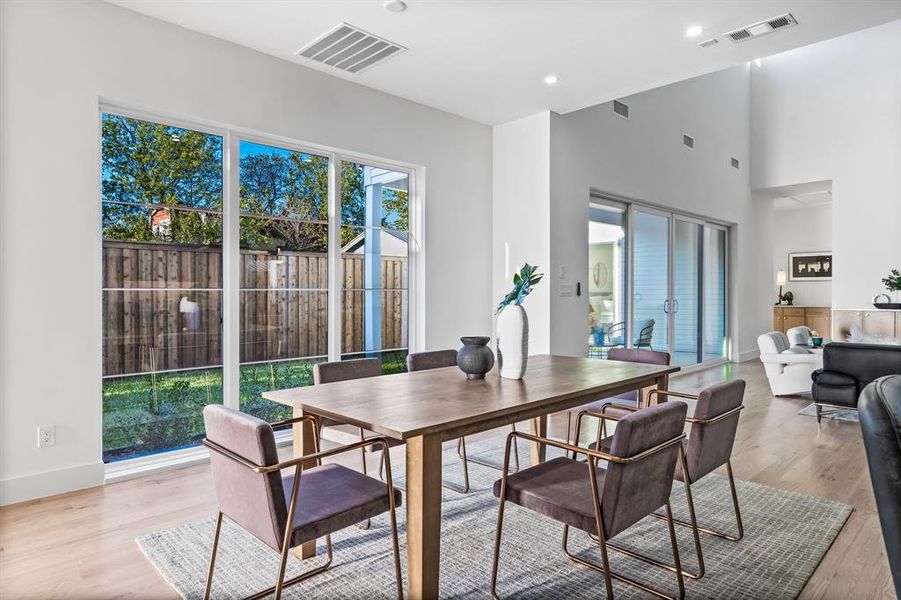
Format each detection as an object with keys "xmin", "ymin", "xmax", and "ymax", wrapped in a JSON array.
[
  {"xmin": 459, "ymin": 425, "xmax": 520, "ymax": 473},
  {"xmin": 377, "ymin": 440, "xmax": 470, "ymax": 494},
  {"xmin": 380, "ymin": 441, "xmax": 405, "ymax": 600},
  {"xmin": 815, "ymin": 403, "xmax": 822, "ymax": 425},
  {"xmin": 357, "ymin": 427, "xmax": 371, "ymax": 530},
  {"xmin": 203, "ymin": 511, "xmax": 224, "ymax": 600},
  {"xmin": 658, "ymin": 460, "xmax": 744, "ymax": 541},
  {"xmin": 245, "ymin": 536, "xmax": 333, "ymax": 600}
]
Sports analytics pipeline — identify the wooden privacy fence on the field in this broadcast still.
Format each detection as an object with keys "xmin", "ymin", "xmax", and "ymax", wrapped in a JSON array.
[{"xmin": 102, "ymin": 241, "xmax": 408, "ymax": 377}]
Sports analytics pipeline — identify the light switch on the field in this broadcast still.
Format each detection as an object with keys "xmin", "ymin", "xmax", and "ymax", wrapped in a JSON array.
[{"xmin": 559, "ymin": 265, "xmax": 567, "ymax": 279}]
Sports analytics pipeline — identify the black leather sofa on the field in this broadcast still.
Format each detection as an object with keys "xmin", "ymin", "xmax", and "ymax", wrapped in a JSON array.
[
  {"xmin": 859, "ymin": 375, "xmax": 901, "ymax": 598},
  {"xmin": 811, "ymin": 343, "xmax": 901, "ymax": 422}
]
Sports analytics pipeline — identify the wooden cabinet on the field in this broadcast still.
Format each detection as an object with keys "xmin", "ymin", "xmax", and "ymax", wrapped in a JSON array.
[
  {"xmin": 832, "ymin": 309, "xmax": 901, "ymax": 341},
  {"xmin": 773, "ymin": 306, "xmax": 831, "ymax": 335}
]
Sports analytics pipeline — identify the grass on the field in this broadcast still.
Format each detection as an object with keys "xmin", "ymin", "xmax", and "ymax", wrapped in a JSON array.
[{"xmin": 102, "ymin": 351, "xmax": 408, "ymax": 462}]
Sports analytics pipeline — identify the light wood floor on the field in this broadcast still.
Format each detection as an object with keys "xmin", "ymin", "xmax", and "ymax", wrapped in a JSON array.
[{"xmin": 0, "ymin": 361, "xmax": 895, "ymax": 599}]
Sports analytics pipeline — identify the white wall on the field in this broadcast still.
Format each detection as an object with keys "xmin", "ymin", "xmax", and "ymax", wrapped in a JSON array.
[
  {"xmin": 751, "ymin": 19, "xmax": 901, "ymax": 309},
  {"xmin": 547, "ymin": 65, "xmax": 770, "ymax": 361},
  {"xmin": 0, "ymin": 1, "xmax": 491, "ymax": 504},
  {"xmin": 491, "ymin": 112, "xmax": 551, "ymax": 353},
  {"xmin": 771, "ymin": 204, "xmax": 833, "ymax": 307}
]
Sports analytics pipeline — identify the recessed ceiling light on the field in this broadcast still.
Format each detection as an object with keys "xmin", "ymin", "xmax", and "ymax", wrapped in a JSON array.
[
  {"xmin": 685, "ymin": 25, "xmax": 704, "ymax": 38},
  {"xmin": 543, "ymin": 74, "xmax": 559, "ymax": 86},
  {"xmin": 383, "ymin": 0, "xmax": 407, "ymax": 12}
]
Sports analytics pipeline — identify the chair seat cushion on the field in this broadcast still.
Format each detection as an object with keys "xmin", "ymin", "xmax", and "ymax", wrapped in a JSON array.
[
  {"xmin": 493, "ymin": 457, "xmax": 605, "ymax": 534},
  {"xmin": 283, "ymin": 463, "xmax": 402, "ymax": 545}
]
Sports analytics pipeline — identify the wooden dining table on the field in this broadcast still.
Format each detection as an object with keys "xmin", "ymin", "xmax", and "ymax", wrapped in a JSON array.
[{"xmin": 263, "ymin": 354, "xmax": 679, "ymax": 599}]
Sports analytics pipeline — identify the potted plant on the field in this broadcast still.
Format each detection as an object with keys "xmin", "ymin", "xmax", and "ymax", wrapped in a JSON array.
[
  {"xmin": 882, "ymin": 268, "xmax": 901, "ymax": 303},
  {"xmin": 496, "ymin": 263, "xmax": 543, "ymax": 379}
]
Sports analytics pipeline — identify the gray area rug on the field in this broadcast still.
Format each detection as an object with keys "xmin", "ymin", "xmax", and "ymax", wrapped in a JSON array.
[
  {"xmin": 137, "ymin": 438, "xmax": 852, "ymax": 599},
  {"xmin": 797, "ymin": 403, "xmax": 859, "ymax": 423}
]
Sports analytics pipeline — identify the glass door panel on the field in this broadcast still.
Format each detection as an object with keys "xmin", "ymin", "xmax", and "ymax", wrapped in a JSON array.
[
  {"xmin": 631, "ymin": 210, "xmax": 669, "ymax": 353},
  {"xmin": 588, "ymin": 203, "xmax": 626, "ymax": 358},
  {"xmin": 673, "ymin": 219, "xmax": 702, "ymax": 367},
  {"xmin": 704, "ymin": 227, "xmax": 728, "ymax": 361}
]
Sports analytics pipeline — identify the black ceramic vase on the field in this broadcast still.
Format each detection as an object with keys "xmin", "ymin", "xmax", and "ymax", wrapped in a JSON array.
[{"xmin": 457, "ymin": 336, "xmax": 495, "ymax": 379}]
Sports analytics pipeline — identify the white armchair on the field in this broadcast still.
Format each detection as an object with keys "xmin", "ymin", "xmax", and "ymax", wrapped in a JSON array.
[
  {"xmin": 758, "ymin": 331, "xmax": 823, "ymax": 396},
  {"xmin": 786, "ymin": 326, "xmax": 812, "ymax": 347}
]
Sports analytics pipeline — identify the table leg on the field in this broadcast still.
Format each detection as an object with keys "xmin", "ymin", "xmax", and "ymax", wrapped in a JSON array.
[
  {"xmin": 293, "ymin": 407, "xmax": 318, "ymax": 560},
  {"xmin": 407, "ymin": 434, "xmax": 443, "ymax": 600},
  {"xmin": 530, "ymin": 415, "xmax": 547, "ymax": 465},
  {"xmin": 648, "ymin": 374, "xmax": 670, "ymax": 405}
]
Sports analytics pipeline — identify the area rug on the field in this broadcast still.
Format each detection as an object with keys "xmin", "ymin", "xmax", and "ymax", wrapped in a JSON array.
[
  {"xmin": 137, "ymin": 438, "xmax": 852, "ymax": 599},
  {"xmin": 797, "ymin": 403, "xmax": 859, "ymax": 423}
]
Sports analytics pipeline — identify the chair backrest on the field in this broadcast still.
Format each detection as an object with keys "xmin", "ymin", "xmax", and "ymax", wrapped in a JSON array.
[
  {"xmin": 823, "ymin": 343, "xmax": 901, "ymax": 388},
  {"xmin": 859, "ymin": 375, "xmax": 901, "ymax": 595},
  {"xmin": 407, "ymin": 349, "xmax": 458, "ymax": 372},
  {"xmin": 606, "ymin": 348, "xmax": 671, "ymax": 404},
  {"xmin": 313, "ymin": 358, "xmax": 381, "ymax": 384},
  {"xmin": 758, "ymin": 331, "xmax": 790, "ymax": 355},
  {"xmin": 203, "ymin": 405, "xmax": 287, "ymax": 551},
  {"xmin": 600, "ymin": 401, "xmax": 687, "ymax": 539},
  {"xmin": 683, "ymin": 379, "xmax": 745, "ymax": 482},
  {"xmin": 635, "ymin": 319, "xmax": 655, "ymax": 346},
  {"xmin": 786, "ymin": 326, "xmax": 811, "ymax": 347}
]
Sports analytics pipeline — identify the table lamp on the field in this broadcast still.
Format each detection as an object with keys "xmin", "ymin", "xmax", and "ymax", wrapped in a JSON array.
[{"xmin": 776, "ymin": 269, "xmax": 787, "ymax": 305}]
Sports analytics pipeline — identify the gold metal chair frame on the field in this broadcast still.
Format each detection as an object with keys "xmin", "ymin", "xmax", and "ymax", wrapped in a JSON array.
[
  {"xmin": 458, "ymin": 425, "xmax": 521, "ymax": 475},
  {"xmin": 375, "ymin": 435, "xmax": 474, "ymax": 494},
  {"xmin": 490, "ymin": 429, "xmax": 687, "ymax": 600},
  {"xmin": 202, "ymin": 415, "xmax": 404, "ymax": 600},
  {"xmin": 566, "ymin": 390, "xmax": 745, "ymax": 581}
]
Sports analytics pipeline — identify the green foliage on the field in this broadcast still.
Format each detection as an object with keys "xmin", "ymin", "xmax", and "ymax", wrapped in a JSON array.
[
  {"xmin": 101, "ymin": 114, "xmax": 409, "ymax": 252},
  {"xmin": 496, "ymin": 263, "xmax": 543, "ymax": 314},
  {"xmin": 883, "ymin": 268, "xmax": 901, "ymax": 292}
]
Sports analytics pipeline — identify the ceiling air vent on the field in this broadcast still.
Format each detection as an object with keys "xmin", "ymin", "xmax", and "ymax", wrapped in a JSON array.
[
  {"xmin": 683, "ymin": 134, "xmax": 695, "ymax": 149},
  {"xmin": 296, "ymin": 23, "xmax": 406, "ymax": 74},
  {"xmin": 698, "ymin": 38, "xmax": 719, "ymax": 48},
  {"xmin": 613, "ymin": 100, "xmax": 629, "ymax": 119},
  {"xmin": 731, "ymin": 157, "xmax": 740, "ymax": 169},
  {"xmin": 725, "ymin": 13, "xmax": 798, "ymax": 43}
]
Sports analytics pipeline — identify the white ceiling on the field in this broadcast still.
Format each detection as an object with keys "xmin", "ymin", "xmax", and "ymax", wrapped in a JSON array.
[
  {"xmin": 756, "ymin": 180, "xmax": 833, "ymax": 210},
  {"xmin": 106, "ymin": 0, "xmax": 901, "ymax": 125}
]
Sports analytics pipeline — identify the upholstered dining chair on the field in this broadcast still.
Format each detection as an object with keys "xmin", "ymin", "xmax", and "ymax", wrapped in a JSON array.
[
  {"xmin": 314, "ymin": 358, "xmax": 403, "ymax": 528},
  {"xmin": 407, "ymin": 349, "xmax": 520, "ymax": 478},
  {"xmin": 201, "ymin": 406, "xmax": 403, "ymax": 600},
  {"xmin": 564, "ymin": 348, "xmax": 671, "ymax": 446},
  {"xmin": 490, "ymin": 402, "xmax": 689, "ymax": 600},
  {"xmin": 584, "ymin": 379, "xmax": 746, "ymax": 580}
]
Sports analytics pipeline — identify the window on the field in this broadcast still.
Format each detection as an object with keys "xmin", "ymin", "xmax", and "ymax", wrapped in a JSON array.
[
  {"xmin": 340, "ymin": 162, "xmax": 410, "ymax": 374},
  {"xmin": 101, "ymin": 113, "xmax": 224, "ymax": 462},
  {"xmin": 238, "ymin": 141, "xmax": 330, "ymax": 422},
  {"xmin": 101, "ymin": 109, "xmax": 418, "ymax": 464}
]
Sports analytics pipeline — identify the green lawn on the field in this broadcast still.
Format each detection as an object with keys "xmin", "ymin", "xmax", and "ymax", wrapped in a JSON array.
[{"xmin": 102, "ymin": 352, "xmax": 408, "ymax": 462}]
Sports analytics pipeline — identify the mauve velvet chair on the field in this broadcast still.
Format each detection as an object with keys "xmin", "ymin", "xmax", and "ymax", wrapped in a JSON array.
[
  {"xmin": 201, "ymin": 405, "xmax": 403, "ymax": 600},
  {"xmin": 586, "ymin": 379, "xmax": 747, "ymax": 580},
  {"xmin": 406, "ymin": 349, "xmax": 520, "ymax": 489},
  {"xmin": 313, "ymin": 358, "xmax": 404, "ymax": 528},
  {"xmin": 564, "ymin": 348, "xmax": 672, "ymax": 445},
  {"xmin": 490, "ymin": 402, "xmax": 689, "ymax": 600}
]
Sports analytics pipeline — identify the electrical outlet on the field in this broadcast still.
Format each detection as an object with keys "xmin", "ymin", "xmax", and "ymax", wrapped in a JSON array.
[
  {"xmin": 37, "ymin": 425, "xmax": 55, "ymax": 448},
  {"xmin": 559, "ymin": 283, "xmax": 574, "ymax": 297}
]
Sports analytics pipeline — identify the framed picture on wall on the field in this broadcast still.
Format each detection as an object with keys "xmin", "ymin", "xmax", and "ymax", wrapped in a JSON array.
[{"xmin": 789, "ymin": 251, "xmax": 833, "ymax": 281}]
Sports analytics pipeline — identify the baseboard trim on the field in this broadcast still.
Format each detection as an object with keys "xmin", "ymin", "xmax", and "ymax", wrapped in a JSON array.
[
  {"xmin": 737, "ymin": 348, "xmax": 760, "ymax": 363},
  {"xmin": 0, "ymin": 461, "xmax": 105, "ymax": 506}
]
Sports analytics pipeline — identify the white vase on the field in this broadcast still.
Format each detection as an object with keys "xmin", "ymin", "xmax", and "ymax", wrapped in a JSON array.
[{"xmin": 496, "ymin": 304, "xmax": 529, "ymax": 379}]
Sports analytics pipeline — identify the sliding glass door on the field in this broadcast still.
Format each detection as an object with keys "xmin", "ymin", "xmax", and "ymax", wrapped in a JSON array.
[{"xmin": 592, "ymin": 198, "xmax": 729, "ymax": 367}]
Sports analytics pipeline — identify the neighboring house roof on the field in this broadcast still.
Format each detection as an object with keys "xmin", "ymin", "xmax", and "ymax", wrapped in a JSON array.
[{"xmin": 341, "ymin": 229, "xmax": 408, "ymax": 256}]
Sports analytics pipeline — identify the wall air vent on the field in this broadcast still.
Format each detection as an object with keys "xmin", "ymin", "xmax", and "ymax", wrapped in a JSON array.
[
  {"xmin": 698, "ymin": 38, "xmax": 719, "ymax": 48},
  {"xmin": 725, "ymin": 13, "xmax": 798, "ymax": 43},
  {"xmin": 731, "ymin": 157, "xmax": 740, "ymax": 169},
  {"xmin": 683, "ymin": 134, "xmax": 695, "ymax": 149},
  {"xmin": 613, "ymin": 100, "xmax": 629, "ymax": 119},
  {"xmin": 296, "ymin": 22, "xmax": 406, "ymax": 74}
]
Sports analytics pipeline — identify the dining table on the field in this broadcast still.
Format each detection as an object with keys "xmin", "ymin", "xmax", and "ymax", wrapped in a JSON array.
[{"xmin": 263, "ymin": 353, "xmax": 680, "ymax": 599}]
